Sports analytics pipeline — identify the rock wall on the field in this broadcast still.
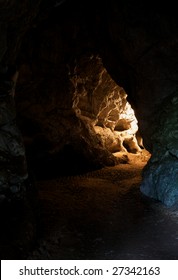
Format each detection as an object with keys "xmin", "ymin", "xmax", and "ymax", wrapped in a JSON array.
[
  {"xmin": 0, "ymin": 74, "xmax": 27, "ymax": 204},
  {"xmin": 0, "ymin": 3, "xmax": 44, "ymax": 258},
  {"xmin": 141, "ymin": 94, "xmax": 178, "ymax": 206},
  {"xmin": 0, "ymin": 0, "xmax": 42, "ymax": 203},
  {"xmin": 97, "ymin": 1, "xmax": 178, "ymax": 206},
  {"xmin": 70, "ymin": 55, "xmax": 141, "ymax": 154}
]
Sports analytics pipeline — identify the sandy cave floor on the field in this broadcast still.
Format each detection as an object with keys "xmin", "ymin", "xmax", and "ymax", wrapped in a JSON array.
[
  {"xmin": 1, "ymin": 150, "xmax": 178, "ymax": 260},
  {"xmin": 24, "ymin": 150, "xmax": 178, "ymax": 260}
]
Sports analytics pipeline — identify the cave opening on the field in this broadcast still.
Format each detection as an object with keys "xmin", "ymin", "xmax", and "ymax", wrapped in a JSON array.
[
  {"xmin": 15, "ymin": 54, "xmax": 150, "ymax": 180},
  {"xmin": 10, "ymin": 54, "xmax": 154, "ymax": 260}
]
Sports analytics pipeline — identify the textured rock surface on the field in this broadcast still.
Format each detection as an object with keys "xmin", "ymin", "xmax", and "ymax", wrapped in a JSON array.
[
  {"xmin": 70, "ymin": 55, "xmax": 141, "ymax": 154},
  {"xmin": 16, "ymin": 49, "xmax": 141, "ymax": 176},
  {"xmin": 16, "ymin": 57, "xmax": 118, "ymax": 173},
  {"xmin": 141, "ymin": 94, "xmax": 178, "ymax": 206}
]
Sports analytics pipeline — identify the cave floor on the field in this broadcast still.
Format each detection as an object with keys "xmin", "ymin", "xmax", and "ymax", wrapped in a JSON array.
[{"xmin": 23, "ymin": 150, "xmax": 178, "ymax": 260}]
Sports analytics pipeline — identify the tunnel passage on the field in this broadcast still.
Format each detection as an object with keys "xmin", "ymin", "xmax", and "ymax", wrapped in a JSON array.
[
  {"xmin": 0, "ymin": 0, "xmax": 178, "ymax": 222},
  {"xmin": 1, "ymin": 0, "xmax": 178, "ymax": 260},
  {"xmin": 15, "ymin": 53, "xmax": 146, "ymax": 179},
  {"xmin": 23, "ymin": 0, "xmax": 178, "ymax": 207},
  {"xmin": 14, "ymin": 0, "xmax": 178, "ymax": 206}
]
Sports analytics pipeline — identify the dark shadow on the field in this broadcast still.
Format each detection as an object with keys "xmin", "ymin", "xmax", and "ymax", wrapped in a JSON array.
[{"xmin": 26, "ymin": 143, "xmax": 102, "ymax": 180}]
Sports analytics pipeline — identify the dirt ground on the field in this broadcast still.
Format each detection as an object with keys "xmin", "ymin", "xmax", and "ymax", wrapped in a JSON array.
[{"xmin": 24, "ymin": 150, "xmax": 178, "ymax": 260}]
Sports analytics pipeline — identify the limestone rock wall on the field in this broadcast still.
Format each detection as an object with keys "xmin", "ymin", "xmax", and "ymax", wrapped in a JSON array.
[
  {"xmin": 70, "ymin": 54, "xmax": 141, "ymax": 154},
  {"xmin": 16, "ymin": 55, "xmax": 119, "ymax": 172}
]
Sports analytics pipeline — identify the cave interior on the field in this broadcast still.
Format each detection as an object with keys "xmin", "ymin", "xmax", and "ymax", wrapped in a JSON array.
[{"xmin": 1, "ymin": 0, "xmax": 178, "ymax": 260}]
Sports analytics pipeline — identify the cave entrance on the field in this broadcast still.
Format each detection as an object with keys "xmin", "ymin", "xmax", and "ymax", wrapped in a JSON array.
[
  {"xmin": 14, "ymin": 55, "xmax": 152, "ymax": 260},
  {"xmin": 16, "ymin": 54, "xmax": 150, "ymax": 179}
]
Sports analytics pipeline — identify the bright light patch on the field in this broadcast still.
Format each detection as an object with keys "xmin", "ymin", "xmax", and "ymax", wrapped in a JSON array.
[{"xmin": 120, "ymin": 102, "xmax": 138, "ymax": 135}]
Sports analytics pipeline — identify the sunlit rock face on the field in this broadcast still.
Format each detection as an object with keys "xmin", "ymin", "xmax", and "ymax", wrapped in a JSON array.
[
  {"xmin": 16, "ymin": 57, "xmax": 118, "ymax": 171},
  {"xmin": 70, "ymin": 54, "xmax": 141, "ymax": 154}
]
